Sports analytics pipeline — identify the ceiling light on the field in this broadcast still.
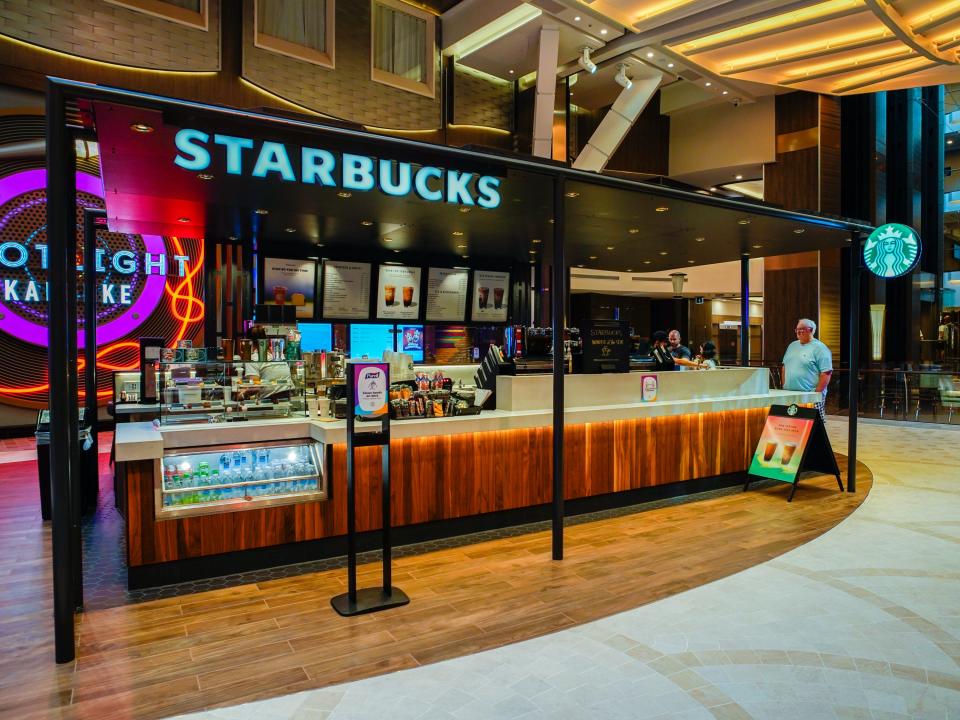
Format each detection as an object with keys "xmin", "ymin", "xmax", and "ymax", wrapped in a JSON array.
[
  {"xmin": 384, "ymin": 237, "xmax": 394, "ymax": 242},
  {"xmin": 577, "ymin": 263, "xmax": 584, "ymax": 267},
  {"xmin": 949, "ymin": 139, "xmax": 955, "ymax": 145},
  {"xmin": 307, "ymin": 256, "xmax": 319, "ymax": 260},
  {"xmin": 316, "ymin": 243, "xmax": 325, "ymax": 247},
  {"xmin": 578, "ymin": 47, "xmax": 597, "ymax": 75},
  {"xmin": 452, "ymin": 230, "xmax": 464, "ymax": 236},
  {"xmin": 532, "ymin": 238, "xmax": 542, "ymax": 244},
  {"xmin": 529, "ymin": 249, "xmax": 537, "ymax": 254},
  {"xmin": 228, "ymin": 235, "xmax": 237, "ymax": 241},
  {"xmin": 794, "ymin": 228, "xmax": 805, "ymax": 234},
  {"xmin": 361, "ymin": 220, "xmax": 373, "ymax": 226},
  {"xmin": 655, "ymin": 206, "xmax": 668, "ymax": 212},
  {"xmin": 565, "ymin": 191, "xmax": 580, "ymax": 198},
  {"xmin": 589, "ymin": 255, "xmax": 598, "ymax": 260},
  {"xmin": 285, "ymin": 227, "xmax": 296, "ymax": 233},
  {"xmin": 177, "ymin": 217, "xmax": 190, "ymax": 223},
  {"xmin": 458, "ymin": 244, "xmax": 468, "ymax": 249},
  {"xmin": 667, "ymin": 62, "xmax": 674, "ymax": 68},
  {"xmin": 643, "ymin": 260, "xmax": 652, "ymax": 264},
  {"xmin": 509, "ymin": 69, "xmax": 514, "ymax": 74},
  {"xmin": 626, "ymin": 268, "xmax": 633, "ymax": 272},
  {"xmin": 255, "ymin": 208, "xmax": 269, "ymax": 215},
  {"xmin": 659, "ymin": 251, "xmax": 668, "ymax": 255},
  {"xmin": 688, "ymin": 260, "xmax": 695, "ymax": 264},
  {"xmin": 462, "ymin": 255, "xmax": 470, "ymax": 259},
  {"xmin": 738, "ymin": 218, "xmax": 750, "ymax": 225},
  {"xmin": 130, "ymin": 123, "xmax": 154, "ymax": 133},
  {"xmin": 606, "ymin": 245, "xmax": 615, "ymax": 250},
  {"xmin": 459, "ymin": 207, "xmax": 471, "ymax": 213},
  {"xmin": 394, "ymin": 249, "xmax": 401, "ymax": 253},
  {"xmin": 722, "ymin": 90, "xmax": 728, "ymax": 95},
  {"xmin": 752, "ymin": 244, "xmax": 762, "ymax": 249},
  {"xmin": 197, "ymin": 172, "xmax": 214, "ymax": 180},
  {"xmin": 695, "ymin": 237, "xmax": 705, "ymax": 242},
  {"xmin": 628, "ymin": 228, "xmax": 640, "ymax": 234},
  {"xmin": 646, "ymin": 52, "xmax": 654, "ymax": 58},
  {"xmin": 614, "ymin": 63, "xmax": 632, "ymax": 90},
  {"xmin": 709, "ymin": 186, "xmax": 717, "ymax": 191},
  {"xmin": 385, "ymin": 261, "xmax": 402, "ymax": 265},
  {"xmin": 735, "ymin": 174, "xmax": 743, "ymax": 180},
  {"xmin": 600, "ymin": 28, "xmax": 607, "ymax": 35},
  {"xmin": 705, "ymin": 82, "xmax": 712, "ymax": 87},
  {"xmin": 337, "ymin": 191, "xmax": 352, "ymax": 198}
]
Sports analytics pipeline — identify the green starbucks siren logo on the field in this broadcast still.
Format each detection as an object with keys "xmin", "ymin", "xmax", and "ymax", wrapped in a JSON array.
[{"xmin": 863, "ymin": 223, "xmax": 921, "ymax": 278}]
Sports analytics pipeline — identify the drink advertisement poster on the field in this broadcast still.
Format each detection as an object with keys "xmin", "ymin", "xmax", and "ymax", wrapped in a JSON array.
[
  {"xmin": 352, "ymin": 361, "xmax": 389, "ymax": 419},
  {"xmin": 471, "ymin": 270, "xmax": 509, "ymax": 322},
  {"xmin": 748, "ymin": 410, "xmax": 814, "ymax": 483},
  {"xmin": 263, "ymin": 258, "xmax": 316, "ymax": 319},
  {"xmin": 377, "ymin": 265, "xmax": 421, "ymax": 320}
]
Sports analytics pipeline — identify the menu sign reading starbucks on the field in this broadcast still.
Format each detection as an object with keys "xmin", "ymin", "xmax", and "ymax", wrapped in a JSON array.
[{"xmin": 863, "ymin": 223, "xmax": 921, "ymax": 278}]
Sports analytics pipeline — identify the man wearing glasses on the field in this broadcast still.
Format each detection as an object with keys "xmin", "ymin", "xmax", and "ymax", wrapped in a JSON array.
[{"xmin": 782, "ymin": 318, "xmax": 833, "ymax": 421}]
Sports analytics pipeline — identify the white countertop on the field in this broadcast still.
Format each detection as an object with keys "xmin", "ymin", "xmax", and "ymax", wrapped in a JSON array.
[{"xmin": 114, "ymin": 388, "xmax": 819, "ymax": 462}]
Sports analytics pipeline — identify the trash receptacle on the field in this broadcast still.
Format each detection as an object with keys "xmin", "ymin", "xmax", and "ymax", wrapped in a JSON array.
[{"xmin": 36, "ymin": 409, "xmax": 98, "ymax": 521}]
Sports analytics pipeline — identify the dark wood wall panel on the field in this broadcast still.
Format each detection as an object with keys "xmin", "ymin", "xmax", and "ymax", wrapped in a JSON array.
[
  {"xmin": 762, "ymin": 267, "xmax": 819, "ymax": 363},
  {"xmin": 764, "ymin": 147, "xmax": 818, "ymax": 213},
  {"xmin": 573, "ymin": 91, "xmax": 669, "ymax": 175},
  {"xmin": 819, "ymin": 95, "xmax": 842, "ymax": 216},
  {"xmin": 127, "ymin": 408, "xmax": 768, "ymax": 566},
  {"xmin": 776, "ymin": 91, "xmax": 818, "ymax": 134}
]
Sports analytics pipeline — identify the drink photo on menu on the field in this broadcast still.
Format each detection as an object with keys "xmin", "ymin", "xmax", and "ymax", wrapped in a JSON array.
[
  {"xmin": 377, "ymin": 265, "xmax": 421, "ymax": 320},
  {"xmin": 471, "ymin": 270, "xmax": 509, "ymax": 322}
]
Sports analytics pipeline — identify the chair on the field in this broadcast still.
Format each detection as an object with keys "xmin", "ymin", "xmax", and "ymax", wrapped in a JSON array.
[
  {"xmin": 913, "ymin": 372, "xmax": 941, "ymax": 421},
  {"xmin": 878, "ymin": 371, "xmax": 908, "ymax": 419},
  {"xmin": 939, "ymin": 376, "xmax": 960, "ymax": 423}
]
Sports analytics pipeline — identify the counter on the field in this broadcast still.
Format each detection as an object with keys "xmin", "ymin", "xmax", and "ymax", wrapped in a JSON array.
[{"xmin": 115, "ymin": 367, "xmax": 818, "ymax": 587}]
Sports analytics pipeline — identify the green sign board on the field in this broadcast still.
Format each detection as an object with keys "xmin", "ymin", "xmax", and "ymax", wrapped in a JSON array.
[{"xmin": 863, "ymin": 223, "xmax": 921, "ymax": 278}]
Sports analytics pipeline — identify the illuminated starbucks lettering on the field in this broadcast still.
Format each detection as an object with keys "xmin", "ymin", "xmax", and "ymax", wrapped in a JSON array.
[{"xmin": 863, "ymin": 223, "xmax": 921, "ymax": 279}]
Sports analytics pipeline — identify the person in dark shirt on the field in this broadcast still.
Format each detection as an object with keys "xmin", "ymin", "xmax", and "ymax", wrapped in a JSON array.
[
  {"xmin": 668, "ymin": 330, "xmax": 692, "ymax": 362},
  {"xmin": 651, "ymin": 331, "xmax": 676, "ymax": 371}
]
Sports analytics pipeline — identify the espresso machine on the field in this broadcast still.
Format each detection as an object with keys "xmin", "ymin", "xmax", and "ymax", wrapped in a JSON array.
[{"xmin": 502, "ymin": 326, "xmax": 553, "ymax": 374}]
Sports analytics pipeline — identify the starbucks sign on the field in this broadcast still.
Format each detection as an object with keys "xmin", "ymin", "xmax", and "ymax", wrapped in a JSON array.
[{"xmin": 863, "ymin": 223, "xmax": 921, "ymax": 278}]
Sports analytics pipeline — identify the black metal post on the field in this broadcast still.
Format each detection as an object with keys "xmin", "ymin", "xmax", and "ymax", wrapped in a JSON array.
[
  {"xmin": 740, "ymin": 254, "xmax": 750, "ymax": 366},
  {"xmin": 551, "ymin": 178, "xmax": 566, "ymax": 561},
  {"xmin": 381, "ymin": 423, "xmax": 391, "ymax": 594},
  {"xmin": 345, "ymin": 368, "xmax": 358, "ymax": 603},
  {"xmin": 46, "ymin": 82, "xmax": 76, "ymax": 663},
  {"xmin": 82, "ymin": 211, "xmax": 101, "ymax": 464},
  {"xmin": 847, "ymin": 233, "xmax": 861, "ymax": 492}
]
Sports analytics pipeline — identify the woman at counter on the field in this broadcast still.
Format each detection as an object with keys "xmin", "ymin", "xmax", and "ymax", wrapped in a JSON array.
[{"xmin": 696, "ymin": 341, "xmax": 719, "ymax": 369}]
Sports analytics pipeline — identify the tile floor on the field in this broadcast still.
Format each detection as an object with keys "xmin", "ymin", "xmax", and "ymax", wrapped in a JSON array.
[{"xmin": 174, "ymin": 420, "xmax": 960, "ymax": 720}]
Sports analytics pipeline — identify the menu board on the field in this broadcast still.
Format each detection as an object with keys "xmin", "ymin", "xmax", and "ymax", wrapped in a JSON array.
[
  {"xmin": 471, "ymin": 270, "xmax": 510, "ymax": 322},
  {"xmin": 376, "ymin": 265, "xmax": 421, "ymax": 320},
  {"xmin": 263, "ymin": 258, "xmax": 316, "ymax": 319},
  {"xmin": 322, "ymin": 260, "xmax": 371, "ymax": 319},
  {"xmin": 425, "ymin": 267, "xmax": 469, "ymax": 322},
  {"xmin": 748, "ymin": 407, "xmax": 815, "ymax": 483}
]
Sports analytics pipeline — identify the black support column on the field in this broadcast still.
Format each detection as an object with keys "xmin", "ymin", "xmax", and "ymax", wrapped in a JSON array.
[
  {"xmin": 740, "ymin": 254, "xmax": 750, "ymax": 366},
  {"xmin": 45, "ymin": 82, "xmax": 78, "ymax": 663},
  {"xmin": 847, "ymin": 233, "xmax": 862, "ymax": 493},
  {"xmin": 551, "ymin": 178, "xmax": 566, "ymax": 561}
]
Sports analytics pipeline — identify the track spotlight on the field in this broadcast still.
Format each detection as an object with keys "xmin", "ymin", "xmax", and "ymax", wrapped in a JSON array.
[
  {"xmin": 614, "ymin": 63, "xmax": 632, "ymax": 90},
  {"xmin": 579, "ymin": 46, "xmax": 597, "ymax": 75}
]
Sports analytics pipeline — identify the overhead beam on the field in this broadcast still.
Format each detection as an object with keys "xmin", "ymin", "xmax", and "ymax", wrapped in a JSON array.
[
  {"xmin": 720, "ymin": 35, "xmax": 895, "ymax": 75},
  {"xmin": 532, "ymin": 26, "xmax": 561, "ymax": 159},
  {"xmin": 833, "ymin": 58, "xmax": 938, "ymax": 93},
  {"xmin": 862, "ymin": 0, "xmax": 960, "ymax": 65},
  {"xmin": 913, "ymin": 7, "xmax": 960, "ymax": 35},
  {"xmin": 780, "ymin": 48, "xmax": 914, "ymax": 85}
]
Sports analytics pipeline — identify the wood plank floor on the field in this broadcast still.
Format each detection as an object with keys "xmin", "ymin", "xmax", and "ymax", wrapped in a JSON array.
[{"xmin": 0, "ymin": 456, "xmax": 872, "ymax": 720}]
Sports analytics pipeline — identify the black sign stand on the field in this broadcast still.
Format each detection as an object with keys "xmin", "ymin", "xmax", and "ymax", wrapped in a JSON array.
[
  {"xmin": 744, "ymin": 405, "xmax": 843, "ymax": 502},
  {"xmin": 331, "ymin": 367, "xmax": 409, "ymax": 616}
]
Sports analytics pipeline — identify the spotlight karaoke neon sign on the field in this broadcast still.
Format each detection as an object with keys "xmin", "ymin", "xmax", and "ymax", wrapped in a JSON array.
[{"xmin": 173, "ymin": 129, "xmax": 503, "ymax": 208}]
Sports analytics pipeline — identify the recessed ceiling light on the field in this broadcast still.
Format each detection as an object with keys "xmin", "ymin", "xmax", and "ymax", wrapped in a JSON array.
[
  {"xmin": 655, "ymin": 207, "xmax": 668, "ymax": 212},
  {"xmin": 626, "ymin": 268, "xmax": 633, "ymax": 272},
  {"xmin": 255, "ymin": 208, "xmax": 269, "ymax": 215},
  {"xmin": 738, "ymin": 218, "xmax": 750, "ymax": 225},
  {"xmin": 643, "ymin": 260, "xmax": 652, "ymax": 264},
  {"xmin": 177, "ymin": 216, "xmax": 190, "ymax": 223},
  {"xmin": 384, "ymin": 237, "xmax": 394, "ymax": 242},
  {"xmin": 949, "ymin": 139, "xmax": 955, "ymax": 145},
  {"xmin": 577, "ymin": 264, "xmax": 584, "ymax": 268},
  {"xmin": 564, "ymin": 191, "xmax": 579, "ymax": 198},
  {"xmin": 695, "ymin": 237, "xmax": 705, "ymax": 242},
  {"xmin": 532, "ymin": 238, "xmax": 542, "ymax": 244},
  {"xmin": 509, "ymin": 69, "xmax": 515, "ymax": 75},
  {"xmin": 337, "ymin": 191, "xmax": 352, "ymax": 198},
  {"xmin": 458, "ymin": 244, "xmax": 468, "ymax": 249},
  {"xmin": 659, "ymin": 251, "xmax": 668, "ymax": 255},
  {"xmin": 735, "ymin": 174, "xmax": 743, "ymax": 180},
  {"xmin": 628, "ymin": 228, "xmax": 640, "ymax": 234},
  {"xmin": 646, "ymin": 52, "xmax": 654, "ymax": 58},
  {"xmin": 742, "ymin": 252, "xmax": 751, "ymax": 256},
  {"xmin": 667, "ymin": 62, "xmax": 674, "ymax": 68},
  {"xmin": 130, "ymin": 123, "xmax": 154, "ymax": 133},
  {"xmin": 385, "ymin": 261, "xmax": 402, "ymax": 265},
  {"xmin": 361, "ymin": 220, "xmax": 373, "ymax": 226},
  {"xmin": 307, "ymin": 256, "xmax": 319, "ymax": 260},
  {"xmin": 722, "ymin": 90, "xmax": 728, "ymax": 95},
  {"xmin": 600, "ymin": 28, "xmax": 607, "ymax": 34},
  {"xmin": 548, "ymin": 218, "xmax": 555, "ymax": 224},
  {"xmin": 394, "ymin": 249, "xmax": 401, "ymax": 253},
  {"xmin": 794, "ymin": 228, "xmax": 805, "ymax": 234},
  {"xmin": 705, "ymin": 82, "xmax": 712, "ymax": 87},
  {"xmin": 285, "ymin": 227, "xmax": 296, "ymax": 233},
  {"xmin": 606, "ymin": 245, "xmax": 615, "ymax": 250},
  {"xmin": 197, "ymin": 172, "xmax": 214, "ymax": 180},
  {"xmin": 228, "ymin": 235, "xmax": 237, "ymax": 241},
  {"xmin": 529, "ymin": 249, "xmax": 537, "ymax": 254},
  {"xmin": 589, "ymin": 255, "xmax": 598, "ymax": 260},
  {"xmin": 687, "ymin": 260, "xmax": 695, "ymax": 264},
  {"xmin": 752, "ymin": 244, "xmax": 762, "ymax": 249},
  {"xmin": 574, "ymin": 15, "xmax": 580, "ymax": 21},
  {"xmin": 452, "ymin": 230, "xmax": 464, "ymax": 236},
  {"xmin": 709, "ymin": 186, "xmax": 717, "ymax": 192},
  {"xmin": 462, "ymin": 255, "xmax": 470, "ymax": 259},
  {"xmin": 316, "ymin": 242, "xmax": 325, "ymax": 247}
]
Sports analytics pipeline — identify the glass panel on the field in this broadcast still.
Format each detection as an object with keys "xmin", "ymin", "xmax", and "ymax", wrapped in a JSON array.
[
  {"xmin": 373, "ymin": 3, "xmax": 426, "ymax": 82},
  {"xmin": 259, "ymin": 0, "xmax": 327, "ymax": 53}
]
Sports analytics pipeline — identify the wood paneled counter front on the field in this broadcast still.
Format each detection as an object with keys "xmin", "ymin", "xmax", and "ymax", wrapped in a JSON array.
[{"xmin": 115, "ymin": 368, "xmax": 819, "ymax": 586}]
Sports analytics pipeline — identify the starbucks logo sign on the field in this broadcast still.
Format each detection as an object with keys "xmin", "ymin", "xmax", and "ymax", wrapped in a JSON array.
[{"xmin": 863, "ymin": 223, "xmax": 921, "ymax": 278}]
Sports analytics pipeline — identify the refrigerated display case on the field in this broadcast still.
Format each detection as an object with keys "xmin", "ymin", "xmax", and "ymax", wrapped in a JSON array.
[
  {"xmin": 157, "ymin": 438, "xmax": 326, "ymax": 518},
  {"xmin": 158, "ymin": 360, "xmax": 307, "ymax": 425}
]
